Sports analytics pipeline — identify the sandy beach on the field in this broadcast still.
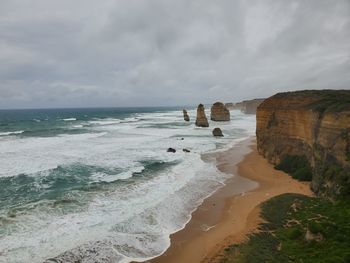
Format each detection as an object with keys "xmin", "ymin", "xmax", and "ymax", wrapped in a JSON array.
[{"xmin": 149, "ymin": 138, "xmax": 313, "ymax": 263}]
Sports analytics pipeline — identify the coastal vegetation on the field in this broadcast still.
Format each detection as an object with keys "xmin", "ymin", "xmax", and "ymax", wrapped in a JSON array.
[
  {"xmin": 275, "ymin": 155, "xmax": 312, "ymax": 181},
  {"xmin": 273, "ymin": 90, "xmax": 350, "ymax": 113},
  {"xmin": 218, "ymin": 193, "xmax": 350, "ymax": 263}
]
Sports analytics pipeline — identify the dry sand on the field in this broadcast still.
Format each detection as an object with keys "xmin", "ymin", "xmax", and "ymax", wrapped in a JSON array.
[{"xmin": 149, "ymin": 138, "xmax": 313, "ymax": 263}]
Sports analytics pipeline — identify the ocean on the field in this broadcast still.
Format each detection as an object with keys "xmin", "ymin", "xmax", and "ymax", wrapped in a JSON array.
[{"xmin": 0, "ymin": 107, "xmax": 255, "ymax": 263}]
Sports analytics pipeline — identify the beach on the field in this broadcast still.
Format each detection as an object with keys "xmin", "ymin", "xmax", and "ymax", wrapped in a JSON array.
[
  {"xmin": 150, "ymin": 138, "xmax": 313, "ymax": 263},
  {"xmin": 0, "ymin": 108, "xmax": 257, "ymax": 262}
]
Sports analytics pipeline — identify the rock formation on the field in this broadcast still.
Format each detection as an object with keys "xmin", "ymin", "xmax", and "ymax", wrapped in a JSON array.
[
  {"xmin": 183, "ymin": 148, "xmax": 191, "ymax": 153},
  {"xmin": 212, "ymin": 128, "xmax": 223, "ymax": 137},
  {"xmin": 167, "ymin": 148, "xmax": 176, "ymax": 153},
  {"xmin": 256, "ymin": 90, "xmax": 350, "ymax": 197},
  {"xmin": 211, "ymin": 102, "xmax": 230, "ymax": 121},
  {"xmin": 305, "ymin": 228, "xmax": 323, "ymax": 242},
  {"xmin": 183, "ymin": 109, "xmax": 190, "ymax": 121},
  {"xmin": 195, "ymin": 104, "xmax": 209, "ymax": 127}
]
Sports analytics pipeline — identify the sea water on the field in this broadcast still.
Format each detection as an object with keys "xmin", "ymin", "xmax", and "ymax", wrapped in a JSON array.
[{"xmin": 0, "ymin": 107, "xmax": 255, "ymax": 263}]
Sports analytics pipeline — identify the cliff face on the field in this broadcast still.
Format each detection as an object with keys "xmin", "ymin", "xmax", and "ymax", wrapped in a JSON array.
[
  {"xmin": 241, "ymin": 99, "xmax": 265, "ymax": 114},
  {"xmin": 227, "ymin": 99, "xmax": 265, "ymax": 114},
  {"xmin": 256, "ymin": 90, "xmax": 350, "ymax": 197}
]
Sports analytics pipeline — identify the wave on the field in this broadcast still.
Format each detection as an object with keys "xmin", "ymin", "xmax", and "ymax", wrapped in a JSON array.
[
  {"xmin": 89, "ymin": 118, "xmax": 121, "ymax": 126},
  {"xmin": 0, "ymin": 108, "xmax": 257, "ymax": 263},
  {"xmin": 0, "ymin": 130, "xmax": 24, "ymax": 136},
  {"xmin": 62, "ymin": 118, "xmax": 77, "ymax": 121}
]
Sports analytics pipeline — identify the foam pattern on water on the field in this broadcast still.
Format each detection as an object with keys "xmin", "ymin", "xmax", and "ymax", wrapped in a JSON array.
[{"xmin": 0, "ymin": 108, "xmax": 255, "ymax": 263}]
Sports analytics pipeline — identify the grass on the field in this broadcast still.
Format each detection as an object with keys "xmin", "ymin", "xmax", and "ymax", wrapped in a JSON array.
[
  {"xmin": 218, "ymin": 193, "xmax": 350, "ymax": 263},
  {"xmin": 275, "ymin": 155, "xmax": 313, "ymax": 181}
]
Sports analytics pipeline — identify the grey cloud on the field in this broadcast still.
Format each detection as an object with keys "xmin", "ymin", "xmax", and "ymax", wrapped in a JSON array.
[{"xmin": 0, "ymin": 0, "xmax": 349, "ymax": 108}]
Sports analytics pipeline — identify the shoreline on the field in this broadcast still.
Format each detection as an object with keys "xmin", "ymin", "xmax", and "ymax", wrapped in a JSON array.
[{"xmin": 149, "ymin": 137, "xmax": 313, "ymax": 263}]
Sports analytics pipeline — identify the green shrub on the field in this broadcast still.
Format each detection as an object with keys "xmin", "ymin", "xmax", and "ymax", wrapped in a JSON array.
[
  {"xmin": 276, "ymin": 155, "xmax": 313, "ymax": 181},
  {"xmin": 293, "ymin": 167, "xmax": 313, "ymax": 181},
  {"xmin": 219, "ymin": 194, "xmax": 350, "ymax": 263},
  {"xmin": 308, "ymin": 221, "xmax": 323, "ymax": 234},
  {"xmin": 285, "ymin": 227, "xmax": 304, "ymax": 239}
]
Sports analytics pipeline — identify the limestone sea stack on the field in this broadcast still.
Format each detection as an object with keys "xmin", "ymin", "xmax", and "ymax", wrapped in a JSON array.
[
  {"xmin": 195, "ymin": 104, "xmax": 209, "ymax": 127},
  {"xmin": 211, "ymin": 102, "xmax": 230, "ymax": 121},
  {"xmin": 212, "ymin": 128, "xmax": 223, "ymax": 137},
  {"xmin": 183, "ymin": 109, "xmax": 190, "ymax": 121}
]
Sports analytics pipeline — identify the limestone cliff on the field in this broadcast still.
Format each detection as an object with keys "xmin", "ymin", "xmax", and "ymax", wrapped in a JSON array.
[
  {"xmin": 256, "ymin": 90, "xmax": 350, "ymax": 197},
  {"xmin": 227, "ymin": 99, "xmax": 265, "ymax": 114},
  {"xmin": 241, "ymin": 99, "xmax": 265, "ymax": 114},
  {"xmin": 211, "ymin": 102, "xmax": 230, "ymax": 121}
]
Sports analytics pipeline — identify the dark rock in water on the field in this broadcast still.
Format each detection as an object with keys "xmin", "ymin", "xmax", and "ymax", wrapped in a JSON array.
[
  {"xmin": 211, "ymin": 102, "xmax": 230, "ymax": 121},
  {"xmin": 183, "ymin": 109, "xmax": 190, "ymax": 122},
  {"xmin": 212, "ymin": 128, "xmax": 223, "ymax": 137},
  {"xmin": 195, "ymin": 104, "xmax": 209, "ymax": 127},
  {"xmin": 183, "ymin": 148, "xmax": 190, "ymax": 153},
  {"xmin": 181, "ymin": 138, "xmax": 184, "ymax": 140},
  {"xmin": 167, "ymin": 148, "xmax": 176, "ymax": 153}
]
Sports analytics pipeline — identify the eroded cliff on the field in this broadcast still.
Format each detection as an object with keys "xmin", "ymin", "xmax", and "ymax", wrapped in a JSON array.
[
  {"xmin": 256, "ymin": 90, "xmax": 350, "ymax": 197},
  {"xmin": 227, "ymin": 99, "xmax": 265, "ymax": 114}
]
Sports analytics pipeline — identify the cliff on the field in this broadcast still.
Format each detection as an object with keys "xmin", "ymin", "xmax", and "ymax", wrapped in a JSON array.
[
  {"xmin": 241, "ymin": 99, "xmax": 265, "ymax": 114},
  {"xmin": 256, "ymin": 90, "xmax": 350, "ymax": 197},
  {"xmin": 227, "ymin": 99, "xmax": 265, "ymax": 114}
]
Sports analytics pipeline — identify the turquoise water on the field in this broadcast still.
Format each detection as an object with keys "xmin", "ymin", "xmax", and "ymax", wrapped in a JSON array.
[{"xmin": 0, "ymin": 107, "xmax": 256, "ymax": 263}]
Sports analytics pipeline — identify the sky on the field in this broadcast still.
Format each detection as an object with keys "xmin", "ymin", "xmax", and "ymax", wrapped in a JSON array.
[{"xmin": 0, "ymin": 0, "xmax": 349, "ymax": 109}]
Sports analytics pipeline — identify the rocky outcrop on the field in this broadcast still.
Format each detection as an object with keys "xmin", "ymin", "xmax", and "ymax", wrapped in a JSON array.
[
  {"xmin": 183, "ymin": 109, "xmax": 190, "ymax": 122},
  {"xmin": 211, "ymin": 102, "xmax": 230, "ymax": 121},
  {"xmin": 195, "ymin": 104, "xmax": 209, "ymax": 127},
  {"xmin": 256, "ymin": 90, "xmax": 350, "ymax": 198},
  {"xmin": 212, "ymin": 128, "xmax": 223, "ymax": 137},
  {"xmin": 167, "ymin": 148, "xmax": 176, "ymax": 153}
]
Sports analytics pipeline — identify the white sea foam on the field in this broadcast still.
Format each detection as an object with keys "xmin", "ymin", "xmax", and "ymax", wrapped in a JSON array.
[
  {"xmin": 0, "ymin": 109, "xmax": 256, "ymax": 263},
  {"xmin": 0, "ymin": 130, "xmax": 24, "ymax": 136},
  {"xmin": 63, "ymin": 118, "xmax": 77, "ymax": 121},
  {"xmin": 89, "ymin": 118, "xmax": 122, "ymax": 126}
]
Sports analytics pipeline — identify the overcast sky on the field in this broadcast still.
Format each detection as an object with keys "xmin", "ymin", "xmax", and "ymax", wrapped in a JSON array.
[{"xmin": 0, "ymin": 0, "xmax": 349, "ymax": 109}]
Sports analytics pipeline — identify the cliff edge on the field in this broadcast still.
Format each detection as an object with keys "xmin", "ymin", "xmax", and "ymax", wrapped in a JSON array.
[{"xmin": 256, "ymin": 90, "xmax": 350, "ymax": 197}]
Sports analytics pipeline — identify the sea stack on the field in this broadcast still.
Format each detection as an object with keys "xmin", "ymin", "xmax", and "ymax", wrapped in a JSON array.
[
  {"xmin": 212, "ymin": 128, "xmax": 223, "ymax": 137},
  {"xmin": 195, "ymin": 104, "xmax": 209, "ymax": 127},
  {"xmin": 211, "ymin": 102, "xmax": 230, "ymax": 121},
  {"xmin": 183, "ymin": 109, "xmax": 190, "ymax": 121}
]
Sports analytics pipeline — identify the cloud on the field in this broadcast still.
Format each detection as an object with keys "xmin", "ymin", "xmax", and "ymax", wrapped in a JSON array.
[{"xmin": 0, "ymin": 0, "xmax": 349, "ymax": 108}]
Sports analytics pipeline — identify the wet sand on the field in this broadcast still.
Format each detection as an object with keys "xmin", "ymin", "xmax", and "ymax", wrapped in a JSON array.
[{"xmin": 149, "ymin": 138, "xmax": 313, "ymax": 263}]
